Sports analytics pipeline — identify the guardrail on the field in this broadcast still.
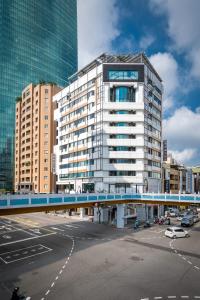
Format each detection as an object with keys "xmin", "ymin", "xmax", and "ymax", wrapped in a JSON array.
[{"xmin": 0, "ymin": 193, "xmax": 200, "ymax": 210}]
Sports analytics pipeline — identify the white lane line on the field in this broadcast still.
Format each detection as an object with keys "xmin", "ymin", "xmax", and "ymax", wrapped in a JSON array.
[
  {"xmin": 141, "ymin": 298, "xmax": 149, "ymax": 300},
  {"xmin": 0, "ymin": 229, "xmax": 23, "ymax": 235},
  {"xmin": 181, "ymin": 296, "xmax": 189, "ymax": 298},
  {"xmin": 0, "ymin": 244, "xmax": 50, "ymax": 255},
  {"xmin": 154, "ymin": 297, "xmax": 162, "ymax": 299},
  {"xmin": 194, "ymin": 266, "xmax": 200, "ymax": 270},
  {"xmin": 0, "ymin": 220, "xmax": 37, "ymax": 237},
  {"xmin": 51, "ymin": 227, "xmax": 64, "ymax": 232},
  {"xmin": 194, "ymin": 296, "xmax": 200, "ymax": 299},
  {"xmin": 26, "ymin": 297, "xmax": 31, "ymax": 300},
  {"xmin": 168, "ymin": 296, "xmax": 176, "ymax": 299},
  {"xmin": 0, "ymin": 232, "xmax": 56, "ymax": 247},
  {"xmin": 0, "ymin": 256, "xmax": 8, "ymax": 264},
  {"xmin": 64, "ymin": 224, "xmax": 79, "ymax": 228},
  {"xmin": 4, "ymin": 249, "xmax": 52, "ymax": 264},
  {"xmin": 42, "ymin": 235, "xmax": 75, "ymax": 299},
  {"xmin": 187, "ymin": 261, "xmax": 192, "ymax": 265}
]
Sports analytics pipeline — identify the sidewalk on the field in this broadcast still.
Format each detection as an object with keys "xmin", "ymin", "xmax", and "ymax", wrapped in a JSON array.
[{"xmin": 47, "ymin": 212, "xmax": 92, "ymax": 222}]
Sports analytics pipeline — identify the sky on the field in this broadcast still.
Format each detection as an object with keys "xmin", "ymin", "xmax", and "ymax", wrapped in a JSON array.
[{"xmin": 77, "ymin": 0, "xmax": 200, "ymax": 166}]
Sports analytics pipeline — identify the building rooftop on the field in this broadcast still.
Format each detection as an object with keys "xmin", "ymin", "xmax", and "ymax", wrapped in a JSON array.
[{"xmin": 68, "ymin": 52, "xmax": 162, "ymax": 83}]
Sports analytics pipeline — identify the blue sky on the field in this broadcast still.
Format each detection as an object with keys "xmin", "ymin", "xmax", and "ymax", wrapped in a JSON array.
[{"xmin": 78, "ymin": 0, "xmax": 200, "ymax": 166}]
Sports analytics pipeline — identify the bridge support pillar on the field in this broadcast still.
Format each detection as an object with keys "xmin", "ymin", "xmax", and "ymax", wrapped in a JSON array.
[
  {"xmin": 80, "ymin": 208, "xmax": 85, "ymax": 219},
  {"xmin": 117, "ymin": 204, "xmax": 125, "ymax": 228},
  {"xmin": 93, "ymin": 207, "xmax": 109, "ymax": 223}
]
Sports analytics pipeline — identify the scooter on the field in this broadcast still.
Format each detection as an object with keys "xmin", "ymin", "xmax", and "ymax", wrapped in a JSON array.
[{"xmin": 143, "ymin": 221, "xmax": 151, "ymax": 228}]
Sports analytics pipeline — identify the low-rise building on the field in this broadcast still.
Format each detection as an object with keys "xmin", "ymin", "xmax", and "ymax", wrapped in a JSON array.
[
  {"xmin": 192, "ymin": 166, "xmax": 200, "ymax": 193},
  {"xmin": 162, "ymin": 156, "xmax": 194, "ymax": 194}
]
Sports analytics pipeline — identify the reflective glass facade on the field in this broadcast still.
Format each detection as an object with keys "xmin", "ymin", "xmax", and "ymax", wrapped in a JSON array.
[
  {"xmin": 108, "ymin": 70, "xmax": 139, "ymax": 80},
  {"xmin": 0, "ymin": 0, "xmax": 77, "ymax": 190},
  {"xmin": 110, "ymin": 86, "xmax": 135, "ymax": 102}
]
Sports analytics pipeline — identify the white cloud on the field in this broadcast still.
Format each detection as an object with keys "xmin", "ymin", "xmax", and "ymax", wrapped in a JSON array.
[
  {"xmin": 150, "ymin": 0, "xmax": 200, "ymax": 80},
  {"xmin": 149, "ymin": 52, "xmax": 179, "ymax": 111},
  {"xmin": 164, "ymin": 106, "xmax": 200, "ymax": 165},
  {"xmin": 78, "ymin": 0, "xmax": 120, "ymax": 68},
  {"xmin": 170, "ymin": 149, "xmax": 197, "ymax": 165},
  {"xmin": 139, "ymin": 34, "xmax": 155, "ymax": 50}
]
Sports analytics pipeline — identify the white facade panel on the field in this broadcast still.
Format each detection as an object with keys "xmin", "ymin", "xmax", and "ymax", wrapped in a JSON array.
[{"xmin": 53, "ymin": 54, "xmax": 162, "ymax": 193}]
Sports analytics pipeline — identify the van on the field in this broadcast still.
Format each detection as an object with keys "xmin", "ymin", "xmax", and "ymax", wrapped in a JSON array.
[{"xmin": 181, "ymin": 215, "xmax": 194, "ymax": 227}]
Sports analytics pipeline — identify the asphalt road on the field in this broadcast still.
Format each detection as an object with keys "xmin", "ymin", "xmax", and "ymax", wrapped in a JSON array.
[{"xmin": 0, "ymin": 212, "xmax": 200, "ymax": 300}]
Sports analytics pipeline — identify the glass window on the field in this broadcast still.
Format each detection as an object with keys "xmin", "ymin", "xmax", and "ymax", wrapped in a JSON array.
[
  {"xmin": 109, "ymin": 159, "xmax": 136, "ymax": 164},
  {"xmin": 110, "ymin": 87, "xmax": 135, "ymax": 102},
  {"xmin": 109, "ymin": 171, "xmax": 136, "ymax": 176},
  {"xmin": 108, "ymin": 70, "xmax": 139, "ymax": 80}
]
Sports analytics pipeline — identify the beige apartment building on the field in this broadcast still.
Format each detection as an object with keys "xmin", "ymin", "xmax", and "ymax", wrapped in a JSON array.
[{"xmin": 15, "ymin": 83, "xmax": 61, "ymax": 193}]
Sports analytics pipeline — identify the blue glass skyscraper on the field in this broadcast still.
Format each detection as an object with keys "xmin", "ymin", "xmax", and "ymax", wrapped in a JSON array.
[{"xmin": 0, "ymin": 0, "xmax": 77, "ymax": 190}]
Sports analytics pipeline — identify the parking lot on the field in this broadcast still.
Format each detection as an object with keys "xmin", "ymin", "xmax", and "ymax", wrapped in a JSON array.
[{"xmin": 0, "ymin": 212, "xmax": 200, "ymax": 300}]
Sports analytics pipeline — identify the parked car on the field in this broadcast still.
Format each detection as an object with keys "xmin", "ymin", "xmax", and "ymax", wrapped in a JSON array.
[
  {"xmin": 165, "ymin": 208, "xmax": 179, "ymax": 217},
  {"xmin": 165, "ymin": 227, "xmax": 189, "ymax": 239},
  {"xmin": 193, "ymin": 215, "xmax": 199, "ymax": 223},
  {"xmin": 177, "ymin": 213, "xmax": 186, "ymax": 221},
  {"xmin": 181, "ymin": 215, "xmax": 194, "ymax": 227}
]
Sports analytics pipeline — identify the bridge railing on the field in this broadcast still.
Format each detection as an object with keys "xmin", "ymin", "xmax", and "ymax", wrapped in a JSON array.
[{"xmin": 0, "ymin": 193, "xmax": 200, "ymax": 210}]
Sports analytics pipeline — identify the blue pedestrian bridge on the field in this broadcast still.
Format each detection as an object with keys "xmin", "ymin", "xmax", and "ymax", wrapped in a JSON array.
[{"xmin": 0, "ymin": 193, "xmax": 200, "ymax": 216}]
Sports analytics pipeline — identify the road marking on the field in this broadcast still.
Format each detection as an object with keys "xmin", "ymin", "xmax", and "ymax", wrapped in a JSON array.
[
  {"xmin": 0, "ymin": 232, "xmax": 56, "ymax": 247},
  {"xmin": 2, "ymin": 235, "xmax": 12, "ymax": 239},
  {"xmin": 64, "ymin": 224, "xmax": 79, "ymax": 228},
  {"xmin": 154, "ymin": 297, "xmax": 162, "ymax": 299},
  {"xmin": 3, "ymin": 217, "xmax": 39, "ymax": 228},
  {"xmin": 0, "ymin": 244, "xmax": 52, "ymax": 264},
  {"xmin": 170, "ymin": 238, "xmax": 200, "ymax": 273},
  {"xmin": 42, "ymin": 234, "xmax": 75, "ymax": 299},
  {"xmin": 51, "ymin": 227, "xmax": 64, "ymax": 232},
  {"xmin": 181, "ymin": 297, "xmax": 189, "ymax": 298},
  {"xmin": 168, "ymin": 296, "xmax": 176, "ymax": 299},
  {"xmin": 0, "ymin": 220, "xmax": 37, "ymax": 237}
]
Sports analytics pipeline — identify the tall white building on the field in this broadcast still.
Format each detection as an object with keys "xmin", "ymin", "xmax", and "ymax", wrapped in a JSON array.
[{"xmin": 53, "ymin": 53, "xmax": 163, "ymax": 194}]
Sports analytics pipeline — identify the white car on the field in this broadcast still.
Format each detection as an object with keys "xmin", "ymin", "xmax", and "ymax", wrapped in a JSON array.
[
  {"xmin": 165, "ymin": 227, "xmax": 189, "ymax": 239},
  {"xmin": 193, "ymin": 215, "xmax": 199, "ymax": 223}
]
